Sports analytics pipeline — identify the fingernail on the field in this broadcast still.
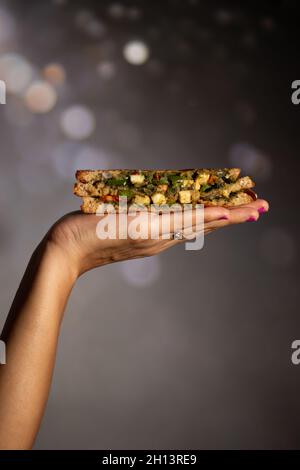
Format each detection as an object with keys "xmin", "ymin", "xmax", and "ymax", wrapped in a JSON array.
[
  {"xmin": 247, "ymin": 216, "xmax": 257, "ymax": 222},
  {"xmin": 258, "ymin": 207, "xmax": 267, "ymax": 214},
  {"xmin": 218, "ymin": 216, "xmax": 228, "ymax": 220}
]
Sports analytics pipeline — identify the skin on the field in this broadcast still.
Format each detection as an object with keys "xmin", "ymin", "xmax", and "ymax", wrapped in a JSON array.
[{"xmin": 0, "ymin": 199, "xmax": 269, "ymax": 449}]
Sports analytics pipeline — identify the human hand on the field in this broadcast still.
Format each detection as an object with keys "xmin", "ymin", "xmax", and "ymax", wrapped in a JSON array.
[{"xmin": 47, "ymin": 198, "xmax": 269, "ymax": 278}]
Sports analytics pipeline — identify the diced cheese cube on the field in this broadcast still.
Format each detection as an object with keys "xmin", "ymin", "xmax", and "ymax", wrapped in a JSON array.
[
  {"xmin": 179, "ymin": 190, "xmax": 192, "ymax": 204},
  {"xmin": 194, "ymin": 171, "xmax": 210, "ymax": 190},
  {"xmin": 130, "ymin": 173, "xmax": 145, "ymax": 185},
  {"xmin": 133, "ymin": 194, "xmax": 150, "ymax": 205},
  {"xmin": 181, "ymin": 179, "xmax": 194, "ymax": 188},
  {"xmin": 151, "ymin": 192, "xmax": 167, "ymax": 205},
  {"xmin": 221, "ymin": 188, "xmax": 230, "ymax": 198}
]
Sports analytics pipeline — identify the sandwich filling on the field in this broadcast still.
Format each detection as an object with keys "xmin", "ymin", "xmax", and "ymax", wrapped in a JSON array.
[{"xmin": 74, "ymin": 169, "xmax": 255, "ymax": 210}]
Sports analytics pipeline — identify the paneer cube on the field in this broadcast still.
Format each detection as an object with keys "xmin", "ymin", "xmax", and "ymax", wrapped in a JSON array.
[
  {"xmin": 181, "ymin": 179, "xmax": 194, "ymax": 188},
  {"xmin": 194, "ymin": 171, "xmax": 210, "ymax": 190},
  {"xmin": 179, "ymin": 190, "xmax": 192, "ymax": 204},
  {"xmin": 130, "ymin": 173, "xmax": 145, "ymax": 185},
  {"xmin": 133, "ymin": 194, "xmax": 151, "ymax": 205},
  {"xmin": 151, "ymin": 192, "xmax": 167, "ymax": 205},
  {"xmin": 221, "ymin": 188, "xmax": 231, "ymax": 198}
]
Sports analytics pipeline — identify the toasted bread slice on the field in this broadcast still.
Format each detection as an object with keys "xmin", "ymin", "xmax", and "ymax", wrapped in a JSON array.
[
  {"xmin": 80, "ymin": 190, "xmax": 256, "ymax": 214},
  {"xmin": 74, "ymin": 169, "xmax": 256, "ymax": 213}
]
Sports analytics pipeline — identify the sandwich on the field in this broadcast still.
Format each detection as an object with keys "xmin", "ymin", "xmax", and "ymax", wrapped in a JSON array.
[{"xmin": 74, "ymin": 169, "xmax": 256, "ymax": 213}]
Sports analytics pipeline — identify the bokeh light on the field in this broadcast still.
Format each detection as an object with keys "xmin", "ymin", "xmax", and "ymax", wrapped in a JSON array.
[
  {"xmin": 123, "ymin": 40, "xmax": 150, "ymax": 65},
  {"xmin": 60, "ymin": 105, "xmax": 96, "ymax": 140},
  {"xmin": 97, "ymin": 61, "xmax": 116, "ymax": 80},
  {"xmin": 229, "ymin": 142, "xmax": 272, "ymax": 181},
  {"xmin": 52, "ymin": 142, "xmax": 113, "ymax": 180},
  {"xmin": 42, "ymin": 63, "xmax": 66, "ymax": 86},
  {"xmin": 108, "ymin": 3, "xmax": 125, "ymax": 19},
  {"xmin": 127, "ymin": 7, "xmax": 142, "ymax": 21},
  {"xmin": 75, "ymin": 9, "xmax": 106, "ymax": 38},
  {"xmin": 24, "ymin": 80, "xmax": 57, "ymax": 113},
  {"xmin": 0, "ymin": 53, "xmax": 34, "ymax": 94},
  {"xmin": 214, "ymin": 9, "xmax": 233, "ymax": 25},
  {"xmin": 261, "ymin": 17, "xmax": 276, "ymax": 32},
  {"xmin": 119, "ymin": 257, "xmax": 161, "ymax": 287}
]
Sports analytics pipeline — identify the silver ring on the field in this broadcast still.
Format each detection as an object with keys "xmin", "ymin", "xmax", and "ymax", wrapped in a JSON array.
[{"xmin": 173, "ymin": 230, "xmax": 184, "ymax": 240}]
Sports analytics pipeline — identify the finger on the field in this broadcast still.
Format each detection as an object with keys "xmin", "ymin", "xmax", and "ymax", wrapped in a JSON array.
[
  {"xmin": 207, "ymin": 206, "xmax": 260, "ymax": 229},
  {"xmin": 159, "ymin": 205, "xmax": 231, "ymax": 237},
  {"xmin": 228, "ymin": 198, "xmax": 269, "ymax": 214},
  {"xmin": 203, "ymin": 206, "xmax": 231, "ymax": 222}
]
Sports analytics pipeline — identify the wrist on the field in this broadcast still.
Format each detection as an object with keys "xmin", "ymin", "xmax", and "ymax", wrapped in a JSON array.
[{"xmin": 40, "ymin": 236, "xmax": 80, "ymax": 286}]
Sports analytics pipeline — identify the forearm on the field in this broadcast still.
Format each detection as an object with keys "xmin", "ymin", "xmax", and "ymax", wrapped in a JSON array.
[{"xmin": 0, "ymin": 238, "xmax": 77, "ymax": 449}]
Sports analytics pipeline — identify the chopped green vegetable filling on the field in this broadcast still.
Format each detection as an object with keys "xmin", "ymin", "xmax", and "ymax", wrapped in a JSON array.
[
  {"xmin": 106, "ymin": 178, "xmax": 128, "ymax": 186},
  {"xmin": 201, "ymin": 184, "xmax": 212, "ymax": 192}
]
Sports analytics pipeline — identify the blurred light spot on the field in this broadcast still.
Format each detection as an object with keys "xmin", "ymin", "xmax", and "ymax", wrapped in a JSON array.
[
  {"xmin": 214, "ymin": 9, "xmax": 233, "ymax": 25},
  {"xmin": 4, "ymin": 96, "xmax": 34, "ymax": 127},
  {"xmin": 119, "ymin": 257, "xmax": 161, "ymax": 287},
  {"xmin": 0, "ymin": 8, "xmax": 16, "ymax": 43},
  {"xmin": 75, "ymin": 9, "xmax": 93, "ymax": 27},
  {"xmin": 43, "ymin": 63, "xmax": 66, "ymax": 86},
  {"xmin": 52, "ymin": 142, "xmax": 112, "ymax": 180},
  {"xmin": 261, "ymin": 17, "xmax": 276, "ymax": 31},
  {"xmin": 108, "ymin": 3, "xmax": 125, "ymax": 19},
  {"xmin": 0, "ymin": 53, "xmax": 34, "ymax": 94},
  {"xmin": 127, "ymin": 7, "xmax": 142, "ymax": 20},
  {"xmin": 97, "ymin": 61, "xmax": 116, "ymax": 80},
  {"xmin": 73, "ymin": 145, "xmax": 111, "ymax": 171},
  {"xmin": 123, "ymin": 40, "xmax": 150, "ymax": 65},
  {"xmin": 60, "ymin": 105, "xmax": 96, "ymax": 140},
  {"xmin": 229, "ymin": 143, "xmax": 272, "ymax": 181},
  {"xmin": 85, "ymin": 18, "xmax": 106, "ymax": 38},
  {"xmin": 52, "ymin": 0, "xmax": 68, "ymax": 5},
  {"xmin": 260, "ymin": 227, "xmax": 296, "ymax": 268},
  {"xmin": 75, "ymin": 9, "xmax": 106, "ymax": 38},
  {"xmin": 24, "ymin": 80, "xmax": 57, "ymax": 113}
]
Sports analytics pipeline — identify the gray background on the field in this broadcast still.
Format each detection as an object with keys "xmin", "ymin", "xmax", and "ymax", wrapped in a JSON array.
[{"xmin": 0, "ymin": 0, "xmax": 300, "ymax": 449}]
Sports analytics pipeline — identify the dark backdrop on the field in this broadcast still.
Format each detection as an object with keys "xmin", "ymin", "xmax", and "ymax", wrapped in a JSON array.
[{"xmin": 0, "ymin": 0, "xmax": 300, "ymax": 449}]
